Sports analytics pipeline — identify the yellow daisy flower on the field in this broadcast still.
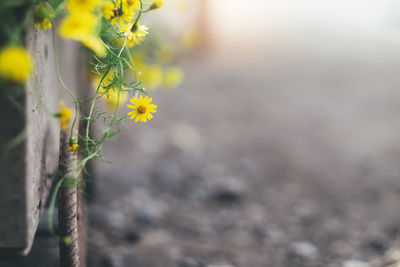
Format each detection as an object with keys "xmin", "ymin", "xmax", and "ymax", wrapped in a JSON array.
[
  {"xmin": 80, "ymin": 35, "xmax": 107, "ymax": 57},
  {"xmin": 124, "ymin": 0, "xmax": 140, "ymax": 11},
  {"xmin": 120, "ymin": 21, "xmax": 149, "ymax": 47},
  {"xmin": 135, "ymin": 64, "xmax": 163, "ymax": 90},
  {"xmin": 102, "ymin": 1, "xmax": 116, "ymax": 20},
  {"xmin": 66, "ymin": 0, "xmax": 100, "ymax": 12},
  {"xmin": 68, "ymin": 143, "xmax": 79, "ymax": 152},
  {"xmin": 57, "ymin": 101, "xmax": 73, "ymax": 131},
  {"xmin": 103, "ymin": 0, "xmax": 134, "ymax": 26},
  {"xmin": 126, "ymin": 95, "xmax": 157, "ymax": 123},
  {"xmin": 0, "ymin": 46, "xmax": 33, "ymax": 83},
  {"xmin": 59, "ymin": 13, "xmax": 106, "ymax": 57},
  {"xmin": 60, "ymin": 12, "xmax": 97, "ymax": 38}
]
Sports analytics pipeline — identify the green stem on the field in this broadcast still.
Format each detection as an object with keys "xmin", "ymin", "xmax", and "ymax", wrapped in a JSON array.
[
  {"xmin": 5, "ymin": 92, "xmax": 24, "ymax": 115},
  {"xmin": 47, "ymin": 175, "xmax": 68, "ymax": 239},
  {"xmin": 132, "ymin": 0, "xmax": 143, "ymax": 26},
  {"xmin": 118, "ymin": 36, "xmax": 127, "ymax": 58},
  {"xmin": 0, "ymin": 127, "xmax": 26, "ymax": 174},
  {"xmin": 84, "ymin": 64, "xmax": 111, "ymax": 151},
  {"xmin": 52, "ymin": 27, "xmax": 79, "ymax": 142}
]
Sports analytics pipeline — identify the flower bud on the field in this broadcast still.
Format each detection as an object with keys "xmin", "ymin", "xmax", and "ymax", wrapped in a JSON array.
[{"xmin": 149, "ymin": 0, "xmax": 163, "ymax": 11}]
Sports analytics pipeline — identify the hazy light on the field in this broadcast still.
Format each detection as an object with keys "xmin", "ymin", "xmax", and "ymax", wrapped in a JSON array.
[{"xmin": 209, "ymin": 0, "xmax": 400, "ymax": 42}]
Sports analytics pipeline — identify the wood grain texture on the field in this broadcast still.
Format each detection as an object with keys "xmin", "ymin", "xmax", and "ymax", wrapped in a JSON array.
[{"xmin": 0, "ymin": 27, "xmax": 60, "ymax": 256}]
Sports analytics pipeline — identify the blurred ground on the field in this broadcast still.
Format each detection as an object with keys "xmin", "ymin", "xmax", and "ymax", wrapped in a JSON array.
[
  {"xmin": 4, "ymin": 1, "xmax": 400, "ymax": 266},
  {"xmin": 86, "ymin": 34, "xmax": 400, "ymax": 267}
]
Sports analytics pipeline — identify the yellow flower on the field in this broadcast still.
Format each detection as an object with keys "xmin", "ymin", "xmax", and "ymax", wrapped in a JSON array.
[
  {"xmin": 0, "ymin": 46, "xmax": 33, "ymax": 83},
  {"xmin": 124, "ymin": 0, "xmax": 140, "ymax": 11},
  {"xmin": 164, "ymin": 67, "xmax": 183, "ymax": 88},
  {"xmin": 133, "ymin": 61, "xmax": 163, "ymax": 90},
  {"xmin": 34, "ymin": 5, "xmax": 54, "ymax": 31},
  {"xmin": 126, "ymin": 95, "xmax": 157, "ymax": 123},
  {"xmin": 92, "ymin": 70, "xmax": 128, "ymax": 108},
  {"xmin": 60, "ymin": 13, "xmax": 97, "ymax": 39},
  {"xmin": 67, "ymin": 0, "xmax": 100, "ymax": 12},
  {"xmin": 103, "ymin": 0, "xmax": 134, "ymax": 25},
  {"xmin": 93, "ymin": 68, "xmax": 115, "ymax": 89},
  {"xmin": 35, "ymin": 18, "xmax": 52, "ymax": 31},
  {"xmin": 120, "ymin": 21, "xmax": 149, "ymax": 47},
  {"xmin": 142, "ymin": 65, "xmax": 163, "ymax": 90},
  {"xmin": 58, "ymin": 101, "xmax": 73, "ymax": 131},
  {"xmin": 149, "ymin": 0, "xmax": 163, "ymax": 10},
  {"xmin": 59, "ymin": 13, "xmax": 106, "ymax": 57},
  {"xmin": 34, "ymin": 7, "xmax": 52, "ymax": 31},
  {"xmin": 68, "ymin": 143, "xmax": 79, "ymax": 152},
  {"xmin": 81, "ymin": 35, "xmax": 107, "ymax": 57},
  {"xmin": 102, "ymin": 88, "xmax": 128, "ymax": 108},
  {"xmin": 102, "ymin": 1, "xmax": 116, "ymax": 20}
]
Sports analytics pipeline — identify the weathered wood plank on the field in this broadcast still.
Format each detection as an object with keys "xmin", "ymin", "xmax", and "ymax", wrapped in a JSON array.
[{"xmin": 0, "ymin": 28, "xmax": 60, "ymax": 256}]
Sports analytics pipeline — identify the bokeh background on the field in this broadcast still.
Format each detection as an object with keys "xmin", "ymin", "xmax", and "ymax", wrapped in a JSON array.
[
  {"xmin": 90, "ymin": 1, "xmax": 400, "ymax": 266},
  {"xmin": 7, "ymin": 0, "xmax": 400, "ymax": 266}
]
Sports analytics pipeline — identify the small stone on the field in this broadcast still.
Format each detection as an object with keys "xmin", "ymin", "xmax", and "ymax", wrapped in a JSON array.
[
  {"xmin": 385, "ymin": 247, "xmax": 400, "ymax": 265},
  {"xmin": 131, "ymin": 189, "xmax": 169, "ymax": 224},
  {"xmin": 290, "ymin": 241, "xmax": 319, "ymax": 259},
  {"xmin": 210, "ymin": 176, "xmax": 245, "ymax": 204},
  {"xmin": 179, "ymin": 257, "xmax": 202, "ymax": 267},
  {"xmin": 342, "ymin": 259, "xmax": 371, "ymax": 267},
  {"xmin": 124, "ymin": 230, "xmax": 141, "ymax": 244},
  {"xmin": 363, "ymin": 237, "xmax": 387, "ymax": 253},
  {"xmin": 170, "ymin": 123, "xmax": 201, "ymax": 152}
]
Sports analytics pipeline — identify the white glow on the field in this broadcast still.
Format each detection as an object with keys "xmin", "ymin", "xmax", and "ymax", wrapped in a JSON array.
[{"xmin": 209, "ymin": 0, "xmax": 400, "ymax": 41}]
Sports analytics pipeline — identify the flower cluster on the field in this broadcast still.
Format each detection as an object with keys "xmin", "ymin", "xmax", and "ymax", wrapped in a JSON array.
[
  {"xmin": 0, "ymin": 0, "xmax": 191, "ymax": 244},
  {"xmin": 59, "ymin": 0, "xmax": 106, "ymax": 57},
  {"xmin": 34, "ymin": 4, "xmax": 54, "ymax": 31}
]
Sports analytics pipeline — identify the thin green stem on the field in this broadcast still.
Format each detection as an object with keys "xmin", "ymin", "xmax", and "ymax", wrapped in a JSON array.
[
  {"xmin": 85, "ymin": 64, "xmax": 111, "ymax": 151},
  {"xmin": 47, "ymin": 175, "xmax": 68, "ymax": 238},
  {"xmin": 0, "ymin": 127, "xmax": 26, "ymax": 174},
  {"xmin": 5, "ymin": 92, "xmax": 24, "ymax": 115},
  {"xmin": 118, "ymin": 36, "xmax": 127, "ymax": 57},
  {"xmin": 52, "ymin": 27, "xmax": 79, "ymax": 141},
  {"xmin": 132, "ymin": 0, "xmax": 143, "ymax": 26}
]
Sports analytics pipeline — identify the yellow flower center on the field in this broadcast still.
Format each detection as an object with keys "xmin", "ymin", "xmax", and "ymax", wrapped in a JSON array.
[
  {"xmin": 137, "ymin": 105, "xmax": 147, "ymax": 114},
  {"xmin": 113, "ymin": 7, "xmax": 123, "ymax": 18}
]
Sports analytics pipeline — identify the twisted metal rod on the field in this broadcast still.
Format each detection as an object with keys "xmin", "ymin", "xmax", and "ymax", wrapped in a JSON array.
[{"xmin": 58, "ymin": 122, "xmax": 80, "ymax": 267}]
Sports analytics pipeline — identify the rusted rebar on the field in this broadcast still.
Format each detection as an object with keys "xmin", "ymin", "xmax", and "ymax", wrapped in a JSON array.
[{"xmin": 58, "ymin": 127, "xmax": 80, "ymax": 267}]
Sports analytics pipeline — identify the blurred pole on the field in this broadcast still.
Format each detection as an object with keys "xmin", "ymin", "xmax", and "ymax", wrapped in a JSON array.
[{"xmin": 197, "ymin": 0, "xmax": 211, "ymax": 51}]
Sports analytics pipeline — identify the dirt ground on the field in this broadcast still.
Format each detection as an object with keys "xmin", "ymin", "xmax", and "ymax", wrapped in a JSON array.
[
  {"xmin": 89, "ymin": 36, "xmax": 400, "ymax": 266},
  {"xmin": 4, "ymin": 33, "xmax": 400, "ymax": 267}
]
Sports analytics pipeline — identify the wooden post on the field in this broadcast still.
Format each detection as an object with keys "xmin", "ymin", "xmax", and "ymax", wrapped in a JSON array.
[
  {"xmin": 0, "ymin": 23, "xmax": 89, "ymax": 257},
  {"xmin": 0, "ymin": 27, "xmax": 60, "ymax": 257}
]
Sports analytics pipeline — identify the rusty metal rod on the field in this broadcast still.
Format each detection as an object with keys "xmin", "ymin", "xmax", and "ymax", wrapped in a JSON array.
[{"xmin": 58, "ymin": 127, "xmax": 80, "ymax": 267}]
